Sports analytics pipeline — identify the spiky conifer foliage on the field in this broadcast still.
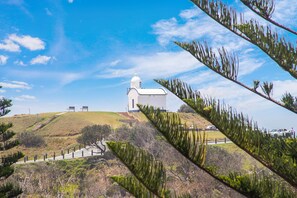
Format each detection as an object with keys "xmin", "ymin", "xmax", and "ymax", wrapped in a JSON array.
[
  {"xmin": 0, "ymin": 86, "xmax": 24, "ymax": 197},
  {"xmin": 190, "ymin": 0, "xmax": 297, "ymax": 79},
  {"xmin": 138, "ymin": 105, "xmax": 296, "ymax": 197},
  {"xmin": 109, "ymin": 0, "xmax": 297, "ymax": 196},
  {"xmin": 107, "ymin": 141, "xmax": 170, "ymax": 197}
]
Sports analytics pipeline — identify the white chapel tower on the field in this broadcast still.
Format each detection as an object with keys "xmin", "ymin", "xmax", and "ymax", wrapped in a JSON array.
[{"xmin": 127, "ymin": 75, "xmax": 167, "ymax": 112}]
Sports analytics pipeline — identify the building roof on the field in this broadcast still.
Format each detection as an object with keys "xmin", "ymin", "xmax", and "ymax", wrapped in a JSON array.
[{"xmin": 131, "ymin": 88, "xmax": 167, "ymax": 95}]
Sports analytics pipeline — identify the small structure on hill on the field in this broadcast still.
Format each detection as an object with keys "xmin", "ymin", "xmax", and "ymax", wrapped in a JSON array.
[
  {"xmin": 127, "ymin": 75, "xmax": 167, "ymax": 112},
  {"xmin": 81, "ymin": 106, "xmax": 88, "ymax": 112},
  {"xmin": 68, "ymin": 106, "xmax": 75, "ymax": 112}
]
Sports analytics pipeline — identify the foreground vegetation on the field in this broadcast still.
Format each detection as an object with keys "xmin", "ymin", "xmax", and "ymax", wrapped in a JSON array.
[{"xmin": 10, "ymin": 121, "xmax": 262, "ymax": 197}]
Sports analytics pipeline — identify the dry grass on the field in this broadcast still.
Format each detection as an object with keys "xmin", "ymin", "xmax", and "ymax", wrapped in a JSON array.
[
  {"xmin": 1, "ymin": 111, "xmax": 226, "ymax": 159},
  {"xmin": 205, "ymin": 131, "xmax": 226, "ymax": 140},
  {"xmin": 1, "ymin": 112, "xmax": 128, "ymax": 159},
  {"xmin": 0, "ymin": 112, "xmax": 57, "ymax": 133}
]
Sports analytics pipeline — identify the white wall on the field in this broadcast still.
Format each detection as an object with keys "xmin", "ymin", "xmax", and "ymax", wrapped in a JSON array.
[
  {"xmin": 127, "ymin": 89, "xmax": 139, "ymax": 111},
  {"xmin": 138, "ymin": 94, "xmax": 166, "ymax": 110},
  {"xmin": 128, "ymin": 89, "xmax": 167, "ymax": 111}
]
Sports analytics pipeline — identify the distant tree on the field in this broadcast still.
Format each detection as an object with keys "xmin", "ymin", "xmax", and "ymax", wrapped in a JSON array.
[
  {"xmin": 77, "ymin": 124, "xmax": 111, "ymax": 153},
  {"xmin": 18, "ymin": 132, "xmax": 46, "ymax": 148},
  {"xmin": 0, "ymin": 86, "xmax": 24, "ymax": 197},
  {"xmin": 177, "ymin": 104, "xmax": 195, "ymax": 113}
]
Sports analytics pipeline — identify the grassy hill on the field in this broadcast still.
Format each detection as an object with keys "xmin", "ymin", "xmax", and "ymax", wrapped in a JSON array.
[
  {"xmin": 1, "ymin": 111, "xmax": 267, "ymax": 197},
  {"xmin": 1, "ymin": 111, "xmax": 223, "ymax": 159}
]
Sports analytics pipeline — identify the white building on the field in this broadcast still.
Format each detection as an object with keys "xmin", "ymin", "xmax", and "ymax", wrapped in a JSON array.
[{"xmin": 127, "ymin": 75, "xmax": 167, "ymax": 112}]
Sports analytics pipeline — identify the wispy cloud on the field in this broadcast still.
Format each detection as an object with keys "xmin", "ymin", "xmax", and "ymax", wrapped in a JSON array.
[
  {"xmin": 110, "ymin": 59, "xmax": 121, "ymax": 66},
  {"xmin": 68, "ymin": 0, "xmax": 74, "ymax": 4},
  {"xmin": 152, "ymin": 7, "xmax": 228, "ymax": 46},
  {"xmin": 0, "ymin": 81, "xmax": 31, "ymax": 89},
  {"xmin": 0, "ymin": 0, "xmax": 32, "ymax": 17},
  {"xmin": 9, "ymin": 69, "xmax": 87, "ymax": 86},
  {"xmin": 14, "ymin": 60, "xmax": 26, "ymax": 66},
  {"xmin": 14, "ymin": 94, "xmax": 36, "ymax": 101},
  {"xmin": 9, "ymin": 34, "xmax": 45, "ymax": 51},
  {"xmin": 30, "ymin": 55, "xmax": 52, "ymax": 65},
  {"xmin": 272, "ymin": 0, "xmax": 297, "ymax": 27},
  {"xmin": 0, "ymin": 55, "xmax": 8, "ymax": 65},
  {"xmin": 98, "ymin": 51, "xmax": 202, "ymax": 79}
]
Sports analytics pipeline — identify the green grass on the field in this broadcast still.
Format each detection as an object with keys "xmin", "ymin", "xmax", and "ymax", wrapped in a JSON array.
[{"xmin": 214, "ymin": 143, "xmax": 264, "ymax": 171}]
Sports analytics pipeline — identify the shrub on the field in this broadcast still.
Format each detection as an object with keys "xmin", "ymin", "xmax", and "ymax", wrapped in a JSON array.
[
  {"xmin": 77, "ymin": 124, "xmax": 112, "ymax": 146},
  {"xmin": 18, "ymin": 132, "xmax": 46, "ymax": 147}
]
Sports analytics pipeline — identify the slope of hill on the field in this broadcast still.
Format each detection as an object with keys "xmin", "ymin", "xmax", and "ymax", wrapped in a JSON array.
[
  {"xmin": 0, "ymin": 111, "xmax": 218, "ymax": 159},
  {"xmin": 1, "ymin": 111, "xmax": 268, "ymax": 197}
]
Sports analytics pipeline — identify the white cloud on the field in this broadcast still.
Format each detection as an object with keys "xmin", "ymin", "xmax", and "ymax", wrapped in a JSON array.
[
  {"xmin": 9, "ymin": 34, "xmax": 45, "ymax": 51},
  {"xmin": 0, "ymin": 39, "xmax": 20, "ymax": 52},
  {"xmin": 152, "ymin": 8, "xmax": 228, "ymax": 46},
  {"xmin": 98, "ymin": 51, "xmax": 202, "ymax": 79},
  {"xmin": 14, "ymin": 60, "xmax": 26, "ymax": 66},
  {"xmin": 60, "ymin": 73, "xmax": 85, "ymax": 85},
  {"xmin": 30, "ymin": 55, "xmax": 52, "ymax": 65},
  {"xmin": 0, "ymin": 89, "xmax": 6, "ymax": 93},
  {"xmin": 14, "ymin": 95, "xmax": 36, "ymax": 101},
  {"xmin": 0, "ymin": 81, "xmax": 31, "ymax": 89},
  {"xmin": 110, "ymin": 59, "xmax": 121, "ymax": 66},
  {"xmin": 179, "ymin": 7, "xmax": 200, "ymax": 19},
  {"xmin": 0, "ymin": 55, "xmax": 8, "ymax": 65},
  {"xmin": 272, "ymin": 0, "xmax": 297, "ymax": 27},
  {"xmin": 68, "ymin": 0, "xmax": 74, "ymax": 3}
]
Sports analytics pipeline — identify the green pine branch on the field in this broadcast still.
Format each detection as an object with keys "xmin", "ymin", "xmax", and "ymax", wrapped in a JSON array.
[
  {"xmin": 0, "ymin": 86, "xmax": 23, "ymax": 197},
  {"xmin": 138, "ymin": 105, "xmax": 296, "ymax": 197},
  {"xmin": 190, "ymin": 0, "xmax": 297, "ymax": 79},
  {"xmin": 154, "ymin": 78, "xmax": 297, "ymax": 188},
  {"xmin": 111, "ymin": 175, "xmax": 154, "ymax": 198},
  {"xmin": 236, "ymin": 20, "xmax": 297, "ymax": 78},
  {"xmin": 107, "ymin": 141, "xmax": 170, "ymax": 197},
  {"xmin": 175, "ymin": 41, "xmax": 297, "ymax": 114},
  {"xmin": 240, "ymin": 0, "xmax": 297, "ymax": 35}
]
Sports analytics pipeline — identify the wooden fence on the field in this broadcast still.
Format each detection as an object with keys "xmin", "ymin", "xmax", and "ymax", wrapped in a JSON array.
[{"xmin": 22, "ymin": 144, "xmax": 104, "ymax": 163}]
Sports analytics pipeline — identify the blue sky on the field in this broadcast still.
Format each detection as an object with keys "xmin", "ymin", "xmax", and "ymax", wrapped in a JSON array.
[{"xmin": 1, "ymin": 0, "xmax": 297, "ymax": 130}]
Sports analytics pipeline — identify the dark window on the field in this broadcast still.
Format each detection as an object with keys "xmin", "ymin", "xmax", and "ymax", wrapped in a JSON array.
[{"xmin": 132, "ymin": 99, "xmax": 134, "ymax": 108}]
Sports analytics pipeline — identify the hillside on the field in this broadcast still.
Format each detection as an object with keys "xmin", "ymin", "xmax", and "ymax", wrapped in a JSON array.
[
  {"xmin": 0, "ymin": 111, "xmax": 217, "ymax": 159},
  {"xmin": 1, "ymin": 111, "xmax": 269, "ymax": 197}
]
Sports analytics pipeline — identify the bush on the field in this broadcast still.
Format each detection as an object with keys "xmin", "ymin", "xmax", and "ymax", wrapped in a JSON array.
[
  {"xmin": 77, "ymin": 124, "xmax": 112, "ymax": 145},
  {"xmin": 18, "ymin": 132, "xmax": 46, "ymax": 147},
  {"xmin": 177, "ymin": 104, "xmax": 195, "ymax": 113}
]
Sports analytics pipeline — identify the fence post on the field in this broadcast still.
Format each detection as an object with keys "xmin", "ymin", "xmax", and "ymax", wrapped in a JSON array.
[
  {"xmin": 224, "ymin": 137, "xmax": 227, "ymax": 143},
  {"xmin": 79, "ymin": 145, "xmax": 81, "ymax": 150},
  {"xmin": 53, "ymin": 152, "xmax": 55, "ymax": 160},
  {"xmin": 24, "ymin": 156, "xmax": 26, "ymax": 163},
  {"xmin": 74, "ymin": 146, "xmax": 76, "ymax": 152},
  {"xmin": 62, "ymin": 150, "xmax": 64, "ymax": 159},
  {"xmin": 82, "ymin": 150, "xmax": 84, "ymax": 157},
  {"xmin": 91, "ymin": 150, "xmax": 93, "ymax": 156},
  {"xmin": 45, "ymin": 153, "xmax": 47, "ymax": 159},
  {"xmin": 215, "ymin": 138, "xmax": 217, "ymax": 144},
  {"xmin": 67, "ymin": 149, "xmax": 69, "ymax": 154},
  {"xmin": 72, "ymin": 152, "xmax": 74, "ymax": 158},
  {"xmin": 44, "ymin": 154, "xmax": 46, "ymax": 161},
  {"xmin": 34, "ymin": 155, "xmax": 37, "ymax": 162}
]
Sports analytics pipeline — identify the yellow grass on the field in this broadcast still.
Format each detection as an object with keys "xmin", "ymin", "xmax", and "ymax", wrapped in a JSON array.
[{"xmin": 205, "ymin": 131, "xmax": 226, "ymax": 140}]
